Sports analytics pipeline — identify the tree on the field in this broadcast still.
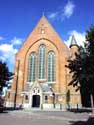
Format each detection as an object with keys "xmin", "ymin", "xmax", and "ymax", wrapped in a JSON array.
[
  {"xmin": 0, "ymin": 60, "xmax": 13, "ymax": 95},
  {"xmin": 66, "ymin": 25, "xmax": 94, "ymax": 108},
  {"xmin": 85, "ymin": 25, "xmax": 94, "ymax": 92},
  {"xmin": 66, "ymin": 46, "xmax": 88, "ymax": 90}
]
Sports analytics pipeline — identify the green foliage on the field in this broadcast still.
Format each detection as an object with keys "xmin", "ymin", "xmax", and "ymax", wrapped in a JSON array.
[
  {"xmin": 86, "ymin": 25, "xmax": 94, "ymax": 43},
  {"xmin": 0, "ymin": 60, "xmax": 13, "ymax": 95},
  {"xmin": 85, "ymin": 25, "xmax": 94, "ymax": 55},
  {"xmin": 66, "ymin": 25, "xmax": 94, "ymax": 93}
]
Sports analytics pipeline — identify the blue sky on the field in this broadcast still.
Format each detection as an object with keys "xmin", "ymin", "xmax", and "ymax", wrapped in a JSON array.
[{"xmin": 0, "ymin": 0, "xmax": 94, "ymax": 72}]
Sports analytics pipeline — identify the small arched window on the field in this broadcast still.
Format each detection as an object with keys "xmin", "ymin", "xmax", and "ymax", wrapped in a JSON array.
[
  {"xmin": 25, "ymin": 95, "xmax": 29, "ymax": 100},
  {"xmin": 45, "ymin": 95, "xmax": 48, "ymax": 103},
  {"xmin": 28, "ymin": 52, "xmax": 36, "ymax": 82}
]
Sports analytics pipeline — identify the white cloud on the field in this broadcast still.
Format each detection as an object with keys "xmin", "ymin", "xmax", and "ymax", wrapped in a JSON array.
[
  {"xmin": 0, "ymin": 44, "xmax": 14, "ymax": 52},
  {"xmin": 0, "ymin": 36, "xmax": 4, "ymax": 40},
  {"xmin": 0, "ymin": 37, "xmax": 24, "ymax": 64},
  {"xmin": 11, "ymin": 37, "xmax": 23, "ymax": 45},
  {"xmin": 48, "ymin": 12, "xmax": 58, "ymax": 19},
  {"xmin": 48, "ymin": 1, "xmax": 75, "ymax": 21},
  {"xmin": 65, "ymin": 30, "xmax": 85, "ymax": 47},
  {"xmin": 63, "ymin": 1, "xmax": 75, "ymax": 18},
  {"xmin": 0, "ymin": 44, "xmax": 18, "ymax": 64}
]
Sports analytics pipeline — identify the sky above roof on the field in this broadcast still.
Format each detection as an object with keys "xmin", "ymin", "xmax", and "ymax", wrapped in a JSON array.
[{"xmin": 0, "ymin": 0, "xmax": 94, "ymax": 72}]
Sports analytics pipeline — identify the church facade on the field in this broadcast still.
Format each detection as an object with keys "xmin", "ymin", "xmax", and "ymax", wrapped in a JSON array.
[{"xmin": 6, "ymin": 16, "xmax": 81, "ymax": 109}]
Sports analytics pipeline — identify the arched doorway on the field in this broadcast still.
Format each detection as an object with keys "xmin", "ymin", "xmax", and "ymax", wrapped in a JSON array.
[{"xmin": 32, "ymin": 95, "xmax": 40, "ymax": 107}]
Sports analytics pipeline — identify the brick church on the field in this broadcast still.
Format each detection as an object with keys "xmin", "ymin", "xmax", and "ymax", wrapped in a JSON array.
[{"xmin": 6, "ymin": 16, "xmax": 81, "ymax": 109}]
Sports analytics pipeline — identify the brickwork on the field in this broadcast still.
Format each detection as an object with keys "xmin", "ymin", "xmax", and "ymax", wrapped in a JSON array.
[{"xmin": 7, "ymin": 16, "xmax": 81, "ymax": 108}]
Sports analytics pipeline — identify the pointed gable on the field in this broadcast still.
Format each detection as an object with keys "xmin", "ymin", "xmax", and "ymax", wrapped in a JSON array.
[
  {"xmin": 17, "ymin": 16, "xmax": 68, "ymax": 58},
  {"xmin": 31, "ymin": 15, "xmax": 60, "ymax": 36}
]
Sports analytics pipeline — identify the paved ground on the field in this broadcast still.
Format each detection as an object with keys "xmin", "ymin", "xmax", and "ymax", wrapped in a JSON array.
[{"xmin": 0, "ymin": 109, "xmax": 94, "ymax": 125}]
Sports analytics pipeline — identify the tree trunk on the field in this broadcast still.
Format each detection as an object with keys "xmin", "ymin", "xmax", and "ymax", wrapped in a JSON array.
[{"xmin": 91, "ymin": 94, "xmax": 94, "ymax": 114}]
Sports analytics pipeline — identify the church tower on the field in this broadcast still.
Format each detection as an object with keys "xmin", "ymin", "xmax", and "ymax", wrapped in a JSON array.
[{"xmin": 70, "ymin": 35, "xmax": 79, "ymax": 59}]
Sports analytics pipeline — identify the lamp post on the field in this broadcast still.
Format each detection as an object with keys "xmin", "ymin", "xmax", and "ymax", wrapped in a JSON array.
[
  {"xmin": 52, "ymin": 92, "xmax": 55, "ymax": 108},
  {"xmin": 14, "ymin": 59, "xmax": 20, "ymax": 109}
]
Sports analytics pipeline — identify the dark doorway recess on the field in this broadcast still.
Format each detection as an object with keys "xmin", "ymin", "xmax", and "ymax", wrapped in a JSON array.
[{"xmin": 32, "ymin": 95, "xmax": 40, "ymax": 107}]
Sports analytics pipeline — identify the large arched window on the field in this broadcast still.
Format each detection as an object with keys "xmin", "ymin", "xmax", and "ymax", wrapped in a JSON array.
[
  {"xmin": 48, "ymin": 51, "xmax": 55, "ymax": 82},
  {"xmin": 38, "ymin": 45, "xmax": 46, "ymax": 80},
  {"xmin": 28, "ymin": 52, "xmax": 36, "ymax": 82}
]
